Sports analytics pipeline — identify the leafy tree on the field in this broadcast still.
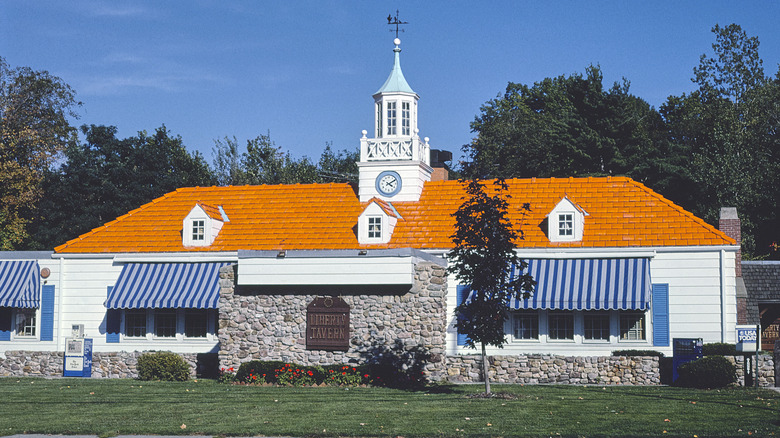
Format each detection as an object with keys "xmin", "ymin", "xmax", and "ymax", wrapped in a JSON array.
[
  {"xmin": 661, "ymin": 24, "xmax": 779, "ymax": 256},
  {"xmin": 212, "ymin": 135, "xmax": 358, "ymax": 186},
  {"xmin": 461, "ymin": 66, "xmax": 674, "ymax": 187},
  {"xmin": 0, "ymin": 57, "xmax": 80, "ymax": 249},
  {"xmin": 317, "ymin": 142, "xmax": 358, "ymax": 183},
  {"xmin": 27, "ymin": 125, "xmax": 215, "ymax": 249},
  {"xmin": 447, "ymin": 179, "xmax": 535, "ymax": 394}
]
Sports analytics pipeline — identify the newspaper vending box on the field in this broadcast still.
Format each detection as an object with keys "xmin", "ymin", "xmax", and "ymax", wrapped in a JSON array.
[{"xmin": 63, "ymin": 337, "xmax": 93, "ymax": 377}]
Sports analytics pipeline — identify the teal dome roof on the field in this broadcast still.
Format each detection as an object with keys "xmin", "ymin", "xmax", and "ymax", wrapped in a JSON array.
[{"xmin": 375, "ymin": 39, "xmax": 416, "ymax": 95}]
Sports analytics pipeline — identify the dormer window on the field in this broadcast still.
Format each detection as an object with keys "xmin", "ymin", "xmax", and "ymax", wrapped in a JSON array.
[
  {"xmin": 368, "ymin": 216, "xmax": 382, "ymax": 239},
  {"xmin": 192, "ymin": 220, "xmax": 205, "ymax": 241},
  {"xmin": 183, "ymin": 203, "xmax": 228, "ymax": 247},
  {"xmin": 547, "ymin": 196, "xmax": 587, "ymax": 243},
  {"xmin": 558, "ymin": 213, "xmax": 573, "ymax": 237},
  {"xmin": 358, "ymin": 199, "xmax": 401, "ymax": 244}
]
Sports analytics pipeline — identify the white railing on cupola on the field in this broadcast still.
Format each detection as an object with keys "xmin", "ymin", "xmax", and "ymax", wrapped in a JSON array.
[{"xmin": 360, "ymin": 129, "xmax": 430, "ymax": 165}]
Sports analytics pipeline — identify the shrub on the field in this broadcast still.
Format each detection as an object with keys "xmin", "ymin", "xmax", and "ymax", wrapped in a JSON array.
[
  {"xmin": 703, "ymin": 343, "xmax": 737, "ymax": 356},
  {"xmin": 611, "ymin": 350, "xmax": 664, "ymax": 357},
  {"xmin": 676, "ymin": 355, "xmax": 737, "ymax": 389},
  {"xmin": 137, "ymin": 351, "xmax": 190, "ymax": 381}
]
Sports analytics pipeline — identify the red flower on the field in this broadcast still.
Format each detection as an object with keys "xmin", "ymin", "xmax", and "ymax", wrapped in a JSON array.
[
  {"xmin": 307, "ymin": 371, "xmax": 313, "ymax": 376},
  {"xmin": 342, "ymin": 372, "xmax": 346, "ymax": 375},
  {"xmin": 364, "ymin": 374, "xmax": 369, "ymax": 378}
]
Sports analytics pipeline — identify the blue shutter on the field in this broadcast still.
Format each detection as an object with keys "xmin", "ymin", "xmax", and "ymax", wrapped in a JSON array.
[
  {"xmin": 0, "ymin": 307, "xmax": 11, "ymax": 341},
  {"xmin": 106, "ymin": 286, "xmax": 120, "ymax": 343},
  {"xmin": 40, "ymin": 285, "xmax": 55, "ymax": 341},
  {"xmin": 456, "ymin": 285, "xmax": 470, "ymax": 346},
  {"xmin": 652, "ymin": 283, "xmax": 670, "ymax": 347}
]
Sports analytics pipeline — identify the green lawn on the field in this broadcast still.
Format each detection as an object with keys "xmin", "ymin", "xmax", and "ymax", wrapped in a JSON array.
[{"xmin": 0, "ymin": 378, "xmax": 778, "ymax": 437}]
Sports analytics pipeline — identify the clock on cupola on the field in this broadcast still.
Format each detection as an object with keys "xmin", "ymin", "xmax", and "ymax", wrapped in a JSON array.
[{"xmin": 357, "ymin": 37, "xmax": 433, "ymax": 202}]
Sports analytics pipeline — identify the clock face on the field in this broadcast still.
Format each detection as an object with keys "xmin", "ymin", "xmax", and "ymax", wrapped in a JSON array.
[{"xmin": 376, "ymin": 171, "xmax": 402, "ymax": 196}]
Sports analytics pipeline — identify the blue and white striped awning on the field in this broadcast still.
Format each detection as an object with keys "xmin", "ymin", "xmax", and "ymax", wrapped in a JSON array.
[
  {"xmin": 0, "ymin": 261, "xmax": 40, "ymax": 308},
  {"xmin": 509, "ymin": 258, "xmax": 651, "ymax": 311},
  {"xmin": 105, "ymin": 263, "xmax": 229, "ymax": 309}
]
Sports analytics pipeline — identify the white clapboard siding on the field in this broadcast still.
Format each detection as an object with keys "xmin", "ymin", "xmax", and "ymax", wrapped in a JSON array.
[
  {"xmin": 652, "ymin": 250, "xmax": 736, "ymax": 344},
  {"xmin": 238, "ymin": 256, "xmax": 416, "ymax": 286}
]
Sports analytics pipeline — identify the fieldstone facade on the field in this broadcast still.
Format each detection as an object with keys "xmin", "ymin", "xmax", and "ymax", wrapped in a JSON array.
[
  {"xmin": 217, "ymin": 261, "xmax": 450, "ymax": 381},
  {"xmin": 0, "ymin": 351, "xmax": 202, "ymax": 379},
  {"xmin": 445, "ymin": 355, "xmax": 661, "ymax": 385}
]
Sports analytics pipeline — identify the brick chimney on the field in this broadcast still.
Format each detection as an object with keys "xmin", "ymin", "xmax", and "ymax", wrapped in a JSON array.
[
  {"xmin": 429, "ymin": 149, "xmax": 452, "ymax": 182},
  {"xmin": 719, "ymin": 207, "xmax": 746, "ymax": 323}
]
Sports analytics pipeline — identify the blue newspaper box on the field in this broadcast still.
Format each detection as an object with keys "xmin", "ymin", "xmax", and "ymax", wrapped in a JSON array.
[
  {"xmin": 672, "ymin": 338, "xmax": 702, "ymax": 383},
  {"xmin": 63, "ymin": 337, "xmax": 93, "ymax": 377}
]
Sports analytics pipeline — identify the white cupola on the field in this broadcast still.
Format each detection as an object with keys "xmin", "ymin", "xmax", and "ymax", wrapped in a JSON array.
[{"xmin": 358, "ymin": 38, "xmax": 432, "ymax": 202}]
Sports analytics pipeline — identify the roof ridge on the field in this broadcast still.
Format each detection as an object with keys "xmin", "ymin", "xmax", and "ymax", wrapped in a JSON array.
[{"xmin": 626, "ymin": 179, "xmax": 736, "ymax": 245}]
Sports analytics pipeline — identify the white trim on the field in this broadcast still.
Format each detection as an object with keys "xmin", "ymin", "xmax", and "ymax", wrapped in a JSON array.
[
  {"xmin": 113, "ymin": 252, "xmax": 238, "ymax": 263},
  {"xmin": 720, "ymin": 249, "xmax": 728, "ymax": 342}
]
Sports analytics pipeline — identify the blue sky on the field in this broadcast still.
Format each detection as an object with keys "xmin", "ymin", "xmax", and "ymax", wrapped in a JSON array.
[{"xmin": 3, "ymin": 1, "xmax": 780, "ymax": 167}]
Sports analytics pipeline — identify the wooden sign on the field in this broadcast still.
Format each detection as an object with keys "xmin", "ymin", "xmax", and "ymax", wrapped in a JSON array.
[{"xmin": 306, "ymin": 296, "xmax": 350, "ymax": 351}]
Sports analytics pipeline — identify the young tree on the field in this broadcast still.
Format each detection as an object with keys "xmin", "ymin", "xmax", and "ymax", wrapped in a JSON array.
[
  {"xmin": 0, "ymin": 57, "xmax": 80, "ymax": 249},
  {"xmin": 447, "ymin": 178, "xmax": 535, "ymax": 394}
]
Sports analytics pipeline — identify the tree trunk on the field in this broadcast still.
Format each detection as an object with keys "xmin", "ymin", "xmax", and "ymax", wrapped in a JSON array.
[{"xmin": 481, "ymin": 342, "xmax": 491, "ymax": 394}]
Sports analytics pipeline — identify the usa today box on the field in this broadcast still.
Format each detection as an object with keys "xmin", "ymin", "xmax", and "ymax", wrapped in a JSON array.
[{"xmin": 736, "ymin": 325, "xmax": 759, "ymax": 353}]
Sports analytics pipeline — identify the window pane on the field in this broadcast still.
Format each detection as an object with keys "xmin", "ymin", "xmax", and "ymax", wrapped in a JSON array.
[
  {"xmin": 125, "ymin": 310, "xmax": 147, "ymax": 338},
  {"xmin": 155, "ymin": 310, "xmax": 177, "ymax": 338},
  {"xmin": 584, "ymin": 313, "xmax": 610, "ymax": 340},
  {"xmin": 185, "ymin": 310, "xmax": 209, "ymax": 338},
  {"xmin": 620, "ymin": 312, "xmax": 646, "ymax": 340},
  {"xmin": 368, "ymin": 216, "xmax": 382, "ymax": 238},
  {"xmin": 513, "ymin": 311, "xmax": 539, "ymax": 340},
  {"xmin": 402, "ymin": 102, "xmax": 410, "ymax": 135},
  {"xmin": 548, "ymin": 311, "xmax": 574, "ymax": 340},
  {"xmin": 386, "ymin": 102, "xmax": 396, "ymax": 135},
  {"xmin": 376, "ymin": 102, "xmax": 383, "ymax": 137},
  {"xmin": 15, "ymin": 309, "xmax": 36, "ymax": 337},
  {"xmin": 559, "ymin": 214, "xmax": 573, "ymax": 236},
  {"xmin": 192, "ymin": 220, "xmax": 205, "ymax": 241}
]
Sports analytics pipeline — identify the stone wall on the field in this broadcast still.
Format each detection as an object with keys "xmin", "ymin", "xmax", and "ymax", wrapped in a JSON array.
[
  {"xmin": 446, "ymin": 354, "xmax": 661, "ymax": 385},
  {"xmin": 729, "ymin": 355, "xmax": 775, "ymax": 387},
  {"xmin": 0, "ymin": 350, "xmax": 206, "ymax": 379},
  {"xmin": 217, "ymin": 262, "xmax": 450, "ymax": 380}
]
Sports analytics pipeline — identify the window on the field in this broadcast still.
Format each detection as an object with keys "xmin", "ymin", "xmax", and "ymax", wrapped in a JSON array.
[
  {"xmin": 620, "ymin": 312, "xmax": 646, "ymax": 341},
  {"xmin": 155, "ymin": 310, "xmax": 177, "ymax": 338},
  {"xmin": 125, "ymin": 310, "xmax": 147, "ymax": 338},
  {"xmin": 15, "ymin": 309, "xmax": 36, "ymax": 337},
  {"xmin": 386, "ymin": 102, "xmax": 397, "ymax": 135},
  {"xmin": 548, "ymin": 311, "xmax": 574, "ymax": 340},
  {"xmin": 368, "ymin": 216, "xmax": 382, "ymax": 239},
  {"xmin": 584, "ymin": 313, "xmax": 610, "ymax": 340},
  {"xmin": 513, "ymin": 311, "xmax": 539, "ymax": 340},
  {"xmin": 402, "ymin": 101, "xmax": 410, "ymax": 135},
  {"xmin": 192, "ymin": 220, "xmax": 205, "ymax": 241},
  {"xmin": 376, "ymin": 102, "xmax": 383, "ymax": 137},
  {"xmin": 558, "ymin": 213, "xmax": 573, "ymax": 236},
  {"xmin": 185, "ymin": 310, "xmax": 209, "ymax": 338}
]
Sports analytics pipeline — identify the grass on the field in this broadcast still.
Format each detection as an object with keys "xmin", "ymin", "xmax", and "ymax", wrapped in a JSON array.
[{"xmin": 0, "ymin": 378, "xmax": 778, "ymax": 437}]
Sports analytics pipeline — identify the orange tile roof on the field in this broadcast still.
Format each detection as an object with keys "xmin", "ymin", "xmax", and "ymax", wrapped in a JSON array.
[
  {"xmin": 197, "ymin": 203, "xmax": 224, "ymax": 221},
  {"xmin": 54, "ymin": 177, "xmax": 735, "ymax": 254}
]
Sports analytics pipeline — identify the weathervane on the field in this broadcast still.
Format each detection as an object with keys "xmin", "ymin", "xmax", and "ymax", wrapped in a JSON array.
[{"xmin": 386, "ymin": 10, "xmax": 408, "ymax": 38}]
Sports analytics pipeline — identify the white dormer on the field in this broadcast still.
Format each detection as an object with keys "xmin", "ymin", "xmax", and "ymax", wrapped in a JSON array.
[
  {"xmin": 358, "ymin": 198, "xmax": 401, "ymax": 244},
  {"xmin": 547, "ymin": 196, "xmax": 588, "ymax": 243},
  {"xmin": 183, "ymin": 203, "xmax": 228, "ymax": 247},
  {"xmin": 358, "ymin": 38, "xmax": 432, "ymax": 202}
]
